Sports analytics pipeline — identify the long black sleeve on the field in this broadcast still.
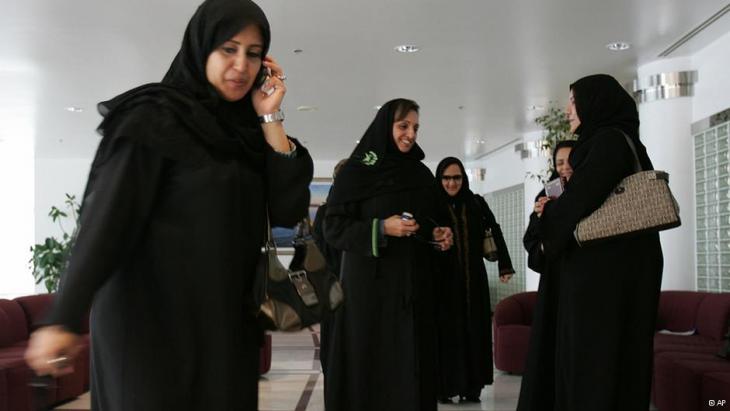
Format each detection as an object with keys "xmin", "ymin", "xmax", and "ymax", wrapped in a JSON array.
[
  {"xmin": 48, "ymin": 139, "xmax": 167, "ymax": 333},
  {"xmin": 324, "ymin": 202, "xmax": 381, "ymax": 257},
  {"xmin": 266, "ymin": 138, "xmax": 313, "ymax": 227},
  {"xmin": 524, "ymin": 212, "xmax": 545, "ymax": 273}
]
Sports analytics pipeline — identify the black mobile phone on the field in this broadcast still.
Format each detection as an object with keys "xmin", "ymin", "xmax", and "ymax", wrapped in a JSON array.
[{"xmin": 255, "ymin": 64, "xmax": 270, "ymax": 88}]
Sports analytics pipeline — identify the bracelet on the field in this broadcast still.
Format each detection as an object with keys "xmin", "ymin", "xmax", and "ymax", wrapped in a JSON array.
[{"xmin": 258, "ymin": 110, "xmax": 285, "ymax": 124}]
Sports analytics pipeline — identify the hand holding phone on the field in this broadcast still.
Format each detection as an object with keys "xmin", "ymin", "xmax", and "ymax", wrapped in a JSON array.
[
  {"xmin": 544, "ymin": 177, "xmax": 564, "ymax": 199},
  {"xmin": 252, "ymin": 56, "xmax": 287, "ymax": 116},
  {"xmin": 256, "ymin": 65, "xmax": 274, "ymax": 96}
]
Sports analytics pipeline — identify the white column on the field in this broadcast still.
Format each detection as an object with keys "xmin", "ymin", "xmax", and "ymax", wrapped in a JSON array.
[{"xmin": 636, "ymin": 58, "xmax": 696, "ymax": 290}]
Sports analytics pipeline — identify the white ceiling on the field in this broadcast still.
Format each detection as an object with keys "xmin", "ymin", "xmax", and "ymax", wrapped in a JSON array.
[{"xmin": 1, "ymin": 0, "xmax": 729, "ymax": 162}]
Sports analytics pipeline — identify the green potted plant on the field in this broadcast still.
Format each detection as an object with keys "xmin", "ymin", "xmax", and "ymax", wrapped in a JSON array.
[{"xmin": 29, "ymin": 194, "xmax": 81, "ymax": 292}]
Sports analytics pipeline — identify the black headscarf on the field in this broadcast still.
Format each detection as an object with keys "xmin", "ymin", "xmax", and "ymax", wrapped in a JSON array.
[
  {"xmin": 327, "ymin": 98, "xmax": 434, "ymax": 206},
  {"xmin": 570, "ymin": 74, "xmax": 653, "ymax": 170},
  {"xmin": 96, "ymin": 0, "xmax": 271, "ymax": 169},
  {"xmin": 435, "ymin": 157, "xmax": 473, "ymax": 207}
]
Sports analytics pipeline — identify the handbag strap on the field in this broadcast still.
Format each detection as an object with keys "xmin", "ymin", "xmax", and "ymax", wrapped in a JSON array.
[
  {"xmin": 263, "ymin": 207, "xmax": 276, "ymax": 251},
  {"xmin": 613, "ymin": 128, "xmax": 643, "ymax": 173}
]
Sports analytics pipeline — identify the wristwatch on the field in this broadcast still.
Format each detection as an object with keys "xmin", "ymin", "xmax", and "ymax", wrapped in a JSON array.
[{"xmin": 258, "ymin": 110, "xmax": 285, "ymax": 124}]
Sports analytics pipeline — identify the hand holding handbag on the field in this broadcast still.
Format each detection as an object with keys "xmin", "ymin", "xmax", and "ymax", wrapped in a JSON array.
[
  {"xmin": 253, "ymin": 213, "xmax": 344, "ymax": 331},
  {"xmin": 473, "ymin": 195, "xmax": 499, "ymax": 261},
  {"xmin": 573, "ymin": 131, "xmax": 681, "ymax": 245}
]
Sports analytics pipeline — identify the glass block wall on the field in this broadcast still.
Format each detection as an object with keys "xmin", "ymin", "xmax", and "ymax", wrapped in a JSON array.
[
  {"xmin": 694, "ymin": 120, "xmax": 730, "ymax": 292},
  {"xmin": 483, "ymin": 184, "xmax": 526, "ymax": 311}
]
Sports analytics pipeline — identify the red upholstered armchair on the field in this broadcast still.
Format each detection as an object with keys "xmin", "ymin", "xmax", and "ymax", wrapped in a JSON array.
[
  {"xmin": 492, "ymin": 291, "xmax": 537, "ymax": 374},
  {"xmin": 652, "ymin": 291, "xmax": 730, "ymax": 411}
]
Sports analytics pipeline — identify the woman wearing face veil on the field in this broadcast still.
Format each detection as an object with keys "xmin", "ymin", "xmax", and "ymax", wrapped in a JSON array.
[
  {"xmin": 323, "ymin": 99, "xmax": 453, "ymax": 411},
  {"xmin": 537, "ymin": 74, "xmax": 663, "ymax": 410},
  {"xmin": 24, "ymin": 1, "xmax": 313, "ymax": 409},
  {"xmin": 434, "ymin": 157, "xmax": 515, "ymax": 404},
  {"xmin": 517, "ymin": 139, "xmax": 575, "ymax": 411}
]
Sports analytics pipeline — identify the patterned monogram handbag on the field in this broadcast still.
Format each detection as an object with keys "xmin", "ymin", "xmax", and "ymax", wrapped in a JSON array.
[{"xmin": 573, "ymin": 132, "xmax": 681, "ymax": 246}]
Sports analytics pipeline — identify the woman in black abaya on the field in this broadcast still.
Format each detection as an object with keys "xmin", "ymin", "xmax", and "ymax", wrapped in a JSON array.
[
  {"xmin": 25, "ymin": 1, "xmax": 313, "ymax": 410},
  {"xmin": 538, "ymin": 74, "xmax": 663, "ymax": 411},
  {"xmin": 434, "ymin": 157, "xmax": 515, "ymax": 404},
  {"xmin": 517, "ymin": 139, "xmax": 575, "ymax": 411},
  {"xmin": 323, "ymin": 98, "xmax": 453, "ymax": 411}
]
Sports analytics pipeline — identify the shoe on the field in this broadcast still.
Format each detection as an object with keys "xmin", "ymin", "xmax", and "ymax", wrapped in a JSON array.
[{"xmin": 438, "ymin": 397, "xmax": 453, "ymax": 404}]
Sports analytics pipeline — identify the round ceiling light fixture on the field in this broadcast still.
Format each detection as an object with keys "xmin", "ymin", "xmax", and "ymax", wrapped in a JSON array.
[
  {"xmin": 606, "ymin": 41, "xmax": 631, "ymax": 51},
  {"xmin": 65, "ymin": 106, "xmax": 84, "ymax": 113},
  {"xmin": 394, "ymin": 44, "xmax": 420, "ymax": 53}
]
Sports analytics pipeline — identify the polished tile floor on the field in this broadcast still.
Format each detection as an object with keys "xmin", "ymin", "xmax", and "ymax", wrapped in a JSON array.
[{"xmin": 54, "ymin": 326, "xmax": 654, "ymax": 410}]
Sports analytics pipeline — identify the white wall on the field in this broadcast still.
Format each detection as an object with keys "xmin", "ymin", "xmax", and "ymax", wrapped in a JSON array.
[
  {"xmin": 0, "ymin": 140, "xmax": 35, "ymax": 299},
  {"xmin": 0, "ymin": 70, "xmax": 37, "ymax": 299},
  {"xmin": 692, "ymin": 30, "xmax": 730, "ymax": 123},
  {"xmin": 467, "ymin": 140, "xmax": 525, "ymax": 195},
  {"xmin": 637, "ymin": 57, "xmax": 696, "ymax": 291}
]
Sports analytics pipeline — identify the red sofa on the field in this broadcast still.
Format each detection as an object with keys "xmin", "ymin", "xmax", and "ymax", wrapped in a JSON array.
[
  {"xmin": 0, "ymin": 294, "xmax": 273, "ymax": 411},
  {"xmin": 493, "ymin": 291, "xmax": 730, "ymax": 409},
  {"xmin": 0, "ymin": 294, "xmax": 89, "ymax": 411},
  {"xmin": 652, "ymin": 291, "xmax": 730, "ymax": 411}
]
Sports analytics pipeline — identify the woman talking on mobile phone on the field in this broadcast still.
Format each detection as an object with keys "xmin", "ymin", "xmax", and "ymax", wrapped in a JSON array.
[{"xmin": 24, "ymin": 1, "xmax": 312, "ymax": 409}]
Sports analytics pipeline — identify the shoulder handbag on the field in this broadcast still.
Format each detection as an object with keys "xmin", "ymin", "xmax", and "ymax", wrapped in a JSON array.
[
  {"xmin": 253, "ymin": 212, "xmax": 344, "ymax": 332},
  {"xmin": 474, "ymin": 195, "xmax": 499, "ymax": 261},
  {"xmin": 573, "ymin": 131, "xmax": 681, "ymax": 246}
]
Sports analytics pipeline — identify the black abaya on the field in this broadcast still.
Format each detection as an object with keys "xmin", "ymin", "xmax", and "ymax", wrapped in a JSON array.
[
  {"xmin": 433, "ymin": 158, "xmax": 515, "ymax": 400},
  {"xmin": 537, "ymin": 75, "xmax": 663, "ymax": 411},
  {"xmin": 45, "ymin": 1, "xmax": 314, "ymax": 409},
  {"xmin": 321, "ymin": 99, "xmax": 445, "ymax": 411},
  {"xmin": 49, "ymin": 104, "xmax": 312, "ymax": 411}
]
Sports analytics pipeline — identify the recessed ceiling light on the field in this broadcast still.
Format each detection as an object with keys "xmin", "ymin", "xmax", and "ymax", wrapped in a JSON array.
[
  {"xmin": 394, "ymin": 44, "xmax": 420, "ymax": 53},
  {"xmin": 356, "ymin": 140, "xmax": 360, "ymax": 143},
  {"xmin": 374, "ymin": 105, "xmax": 382, "ymax": 111},
  {"xmin": 65, "ymin": 106, "xmax": 83, "ymax": 113},
  {"xmin": 606, "ymin": 42, "xmax": 630, "ymax": 51},
  {"xmin": 296, "ymin": 105, "xmax": 318, "ymax": 112},
  {"xmin": 293, "ymin": 49, "xmax": 303, "ymax": 54},
  {"xmin": 527, "ymin": 105, "xmax": 545, "ymax": 111}
]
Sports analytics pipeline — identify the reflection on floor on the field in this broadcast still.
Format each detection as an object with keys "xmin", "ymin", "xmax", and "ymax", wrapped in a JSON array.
[{"xmin": 55, "ymin": 326, "xmax": 521, "ymax": 410}]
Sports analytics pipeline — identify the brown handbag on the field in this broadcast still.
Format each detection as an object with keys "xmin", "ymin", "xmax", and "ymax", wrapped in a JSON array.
[
  {"xmin": 573, "ymin": 132, "xmax": 681, "ymax": 246},
  {"xmin": 482, "ymin": 228, "xmax": 499, "ymax": 262}
]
